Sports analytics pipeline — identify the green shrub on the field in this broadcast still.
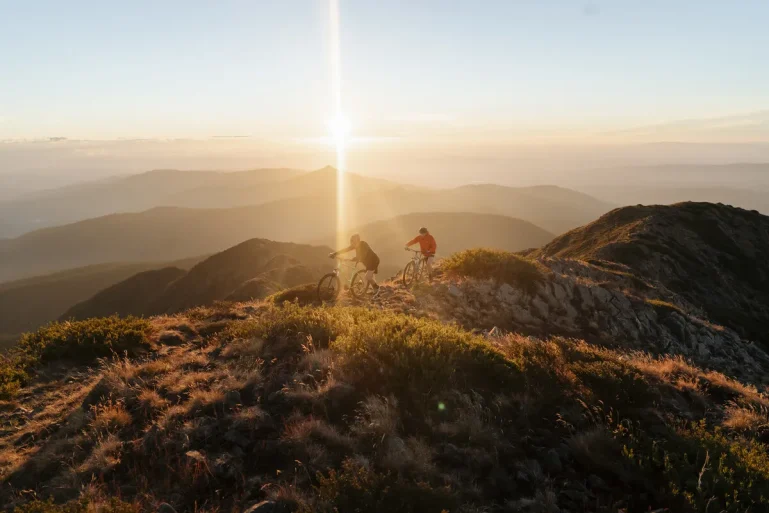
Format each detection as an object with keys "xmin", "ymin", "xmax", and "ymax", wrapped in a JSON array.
[
  {"xmin": 442, "ymin": 248, "xmax": 546, "ymax": 293},
  {"xmin": 0, "ymin": 355, "xmax": 28, "ymax": 399},
  {"xmin": 333, "ymin": 313, "xmax": 521, "ymax": 398},
  {"xmin": 0, "ymin": 316, "xmax": 152, "ymax": 399},
  {"xmin": 18, "ymin": 316, "xmax": 152, "ymax": 364}
]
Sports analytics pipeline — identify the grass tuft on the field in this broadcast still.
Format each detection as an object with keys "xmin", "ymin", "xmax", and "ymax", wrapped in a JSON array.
[{"xmin": 442, "ymin": 248, "xmax": 546, "ymax": 293}]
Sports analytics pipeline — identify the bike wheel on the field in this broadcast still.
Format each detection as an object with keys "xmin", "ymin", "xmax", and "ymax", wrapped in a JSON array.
[
  {"xmin": 402, "ymin": 261, "xmax": 416, "ymax": 287},
  {"xmin": 350, "ymin": 270, "xmax": 370, "ymax": 299},
  {"xmin": 317, "ymin": 274, "xmax": 341, "ymax": 302}
]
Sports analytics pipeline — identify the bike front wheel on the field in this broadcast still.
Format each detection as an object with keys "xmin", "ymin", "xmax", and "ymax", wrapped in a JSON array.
[
  {"xmin": 350, "ymin": 270, "xmax": 370, "ymax": 299},
  {"xmin": 402, "ymin": 261, "xmax": 418, "ymax": 287},
  {"xmin": 317, "ymin": 273, "xmax": 341, "ymax": 302}
]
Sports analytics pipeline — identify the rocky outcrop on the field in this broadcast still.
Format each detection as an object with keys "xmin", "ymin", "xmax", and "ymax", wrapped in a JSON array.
[
  {"xmin": 360, "ymin": 257, "xmax": 769, "ymax": 385},
  {"xmin": 530, "ymin": 202, "xmax": 769, "ymax": 346}
]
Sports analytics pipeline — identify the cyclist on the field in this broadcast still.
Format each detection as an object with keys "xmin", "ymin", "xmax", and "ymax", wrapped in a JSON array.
[
  {"xmin": 329, "ymin": 234, "xmax": 381, "ymax": 297},
  {"xmin": 405, "ymin": 227, "xmax": 437, "ymax": 281}
]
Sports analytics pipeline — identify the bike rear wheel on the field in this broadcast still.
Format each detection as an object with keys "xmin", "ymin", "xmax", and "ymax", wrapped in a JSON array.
[
  {"xmin": 403, "ymin": 261, "xmax": 417, "ymax": 287},
  {"xmin": 317, "ymin": 273, "xmax": 341, "ymax": 302},
  {"xmin": 350, "ymin": 270, "xmax": 370, "ymax": 299}
]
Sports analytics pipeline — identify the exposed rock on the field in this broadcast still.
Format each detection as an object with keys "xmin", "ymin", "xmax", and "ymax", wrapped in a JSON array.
[{"xmin": 532, "ymin": 202, "xmax": 769, "ymax": 346}]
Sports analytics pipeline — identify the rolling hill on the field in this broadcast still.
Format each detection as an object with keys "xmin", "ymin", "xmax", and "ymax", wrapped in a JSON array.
[
  {"xmin": 0, "ymin": 167, "xmax": 305, "ymax": 238},
  {"xmin": 0, "ymin": 256, "xmax": 203, "ymax": 347},
  {"xmin": 0, "ymin": 184, "xmax": 608, "ymax": 282},
  {"xmin": 164, "ymin": 165, "xmax": 407, "ymax": 208},
  {"xmin": 63, "ymin": 239, "xmax": 332, "ymax": 320},
  {"xmin": 531, "ymin": 201, "xmax": 769, "ymax": 345}
]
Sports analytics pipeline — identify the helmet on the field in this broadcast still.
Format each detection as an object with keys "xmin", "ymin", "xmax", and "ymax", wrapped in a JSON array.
[
  {"xmin": 350, "ymin": 233, "xmax": 361, "ymax": 245},
  {"xmin": 418, "ymin": 227, "xmax": 428, "ymax": 235}
]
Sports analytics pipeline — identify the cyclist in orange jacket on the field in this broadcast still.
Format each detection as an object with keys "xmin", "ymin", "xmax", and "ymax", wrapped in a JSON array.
[{"xmin": 405, "ymin": 227, "xmax": 437, "ymax": 281}]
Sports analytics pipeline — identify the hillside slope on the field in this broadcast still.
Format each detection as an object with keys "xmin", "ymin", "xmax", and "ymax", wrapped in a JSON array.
[
  {"xmin": 63, "ymin": 239, "xmax": 332, "ymax": 320},
  {"xmin": 0, "ymin": 256, "xmax": 203, "ymax": 346},
  {"xmin": 531, "ymin": 202, "xmax": 769, "ymax": 345},
  {"xmin": 4, "ymin": 256, "xmax": 769, "ymax": 511}
]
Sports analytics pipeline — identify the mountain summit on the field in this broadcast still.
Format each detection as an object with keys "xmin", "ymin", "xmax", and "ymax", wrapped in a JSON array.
[{"xmin": 531, "ymin": 202, "xmax": 769, "ymax": 345}]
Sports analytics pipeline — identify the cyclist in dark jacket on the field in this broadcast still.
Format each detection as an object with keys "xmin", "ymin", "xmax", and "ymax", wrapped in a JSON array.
[{"xmin": 330, "ymin": 234, "xmax": 381, "ymax": 296}]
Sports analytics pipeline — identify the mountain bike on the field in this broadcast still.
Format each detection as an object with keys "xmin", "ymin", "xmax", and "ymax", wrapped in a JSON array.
[
  {"xmin": 317, "ymin": 257, "xmax": 371, "ymax": 302},
  {"xmin": 402, "ymin": 248, "xmax": 432, "ymax": 287}
]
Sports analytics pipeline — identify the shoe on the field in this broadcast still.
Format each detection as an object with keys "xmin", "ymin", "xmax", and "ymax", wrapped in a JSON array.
[{"xmin": 372, "ymin": 286, "xmax": 381, "ymax": 298}]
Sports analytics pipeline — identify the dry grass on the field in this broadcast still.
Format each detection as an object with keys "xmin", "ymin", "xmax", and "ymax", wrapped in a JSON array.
[
  {"xmin": 185, "ymin": 388, "xmax": 225, "ymax": 415},
  {"xmin": 90, "ymin": 401, "xmax": 132, "ymax": 432},
  {"xmin": 723, "ymin": 405, "xmax": 767, "ymax": 431},
  {"xmin": 630, "ymin": 354, "xmax": 769, "ymax": 409},
  {"xmin": 81, "ymin": 434, "xmax": 123, "ymax": 473},
  {"xmin": 6, "ymin": 303, "xmax": 769, "ymax": 513},
  {"xmin": 221, "ymin": 337, "xmax": 264, "ymax": 359},
  {"xmin": 136, "ymin": 388, "xmax": 167, "ymax": 416},
  {"xmin": 157, "ymin": 370, "xmax": 218, "ymax": 396},
  {"xmin": 283, "ymin": 417, "xmax": 355, "ymax": 452},
  {"xmin": 352, "ymin": 395, "xmax": 400, "ymax": 439}
]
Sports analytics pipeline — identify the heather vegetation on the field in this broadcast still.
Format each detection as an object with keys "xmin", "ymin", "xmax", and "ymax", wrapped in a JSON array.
[
  {"xmin": 0, "ymin": 316, "xmax": 152, "ymax": 399},
  {"xmin": 442, "ymin": 248, "xmax": 546, "ymax": 294},
  {"xmin": 3, "ymin": 302, "xmax": 769, "ymax": 512}
]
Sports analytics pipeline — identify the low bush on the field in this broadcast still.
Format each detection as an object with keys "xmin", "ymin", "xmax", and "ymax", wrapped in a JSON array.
[
  {"xmin": 0, "ymin": 316, "xmax": 152, "ymax": 399},
  {"xmin": 18, "ymin": 316, "xmax": 152, "ymax": 363},
  {"xmin": 442, "ymin": 248, "xmax": 546, "ymax": 293}
]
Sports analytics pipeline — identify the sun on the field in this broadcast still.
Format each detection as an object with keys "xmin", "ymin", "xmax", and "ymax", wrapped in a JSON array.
[{"xmin": 328, "ymin": 113, "xmax": 351, "ymax": 153}]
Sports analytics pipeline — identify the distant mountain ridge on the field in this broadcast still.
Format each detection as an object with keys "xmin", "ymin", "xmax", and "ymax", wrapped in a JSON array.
[
  {"xmin": 0, "ymin": 182, "xmax": 608, "ymax": 282},
  {"xmin": 0, "ymin": 167, "xmax": 306, "ymax": 237},
  {"xmin": 531, "ymin": 201, "xmax": 769, "ymax": 345}
]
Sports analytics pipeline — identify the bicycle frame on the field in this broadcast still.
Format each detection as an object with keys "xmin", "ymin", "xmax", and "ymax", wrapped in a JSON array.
[
  {"xmin": 332, "ymin": 258, "xmax": 360, "ymax": 285},
  {"xmin": 404, "ymin": 249, "xmax": 429, "ymax": 281}
]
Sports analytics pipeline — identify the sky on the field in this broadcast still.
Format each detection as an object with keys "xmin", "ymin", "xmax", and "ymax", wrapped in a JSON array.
[{"xmin": 2, "ymin": 0, "xmax": 769, "ymax": 182}]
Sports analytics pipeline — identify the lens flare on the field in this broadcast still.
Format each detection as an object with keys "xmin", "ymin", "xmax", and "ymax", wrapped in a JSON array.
[{"xmin": 329, "ymin": 0, "xmax": 347, "ymax": 250}]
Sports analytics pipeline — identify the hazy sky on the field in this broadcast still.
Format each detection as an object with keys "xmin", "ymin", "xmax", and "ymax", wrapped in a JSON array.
[{"xmin": 3, "ymin": 0, "xmax": 769, "ymax": 143}]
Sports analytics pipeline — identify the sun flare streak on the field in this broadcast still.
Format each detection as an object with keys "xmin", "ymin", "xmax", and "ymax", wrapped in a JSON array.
[{"xmin": 329, "ymin": 0, "xmax": 347, "ymax": 250}]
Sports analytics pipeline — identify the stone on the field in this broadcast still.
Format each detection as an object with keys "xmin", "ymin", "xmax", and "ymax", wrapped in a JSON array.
[
  {"xmin": 552, "ymin": 281, "xmax": 569, "ymax": 302},
  {"xmin": 591, "ymin": 286, "xmax": 613, "ymax": 305},
  {"xmin": 510, "ymin": 306, "xmax": 541, "ymax": 325},
  {"xmin": 531, "ymin": 296, "xmax": 550, "ymax": 318},
  {"xmin": 576, "ymin": 284, "xmax": 594, "ymax": 309},
  {"xmin": 447, "ymin": 284, "xmax": 463, "ymax": 298}
]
